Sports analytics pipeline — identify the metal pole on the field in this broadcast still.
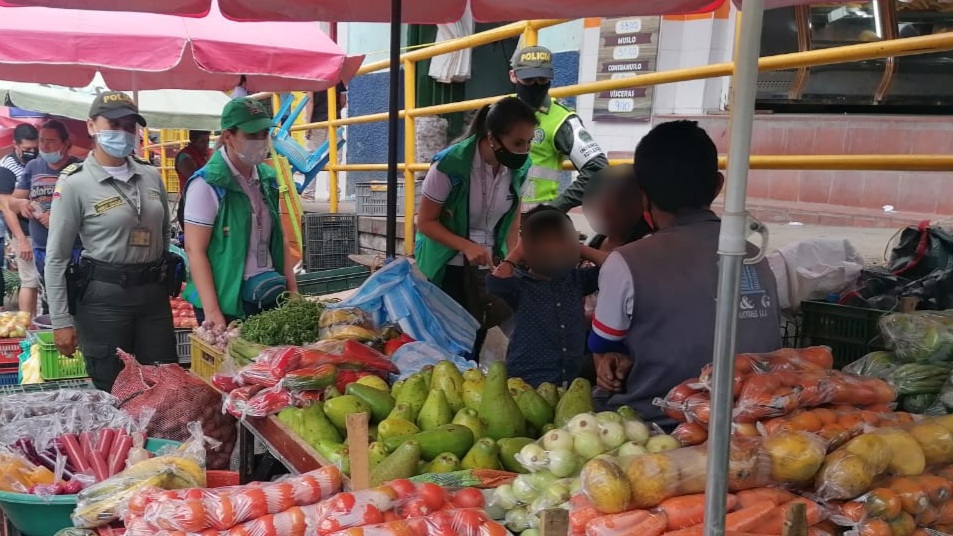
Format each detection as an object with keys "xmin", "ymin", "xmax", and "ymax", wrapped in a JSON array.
[
  {"xmin": 703, "ymin": 2, "xmax": 766, "ymax": 536},
  {"xmin": 385, "ymin": 0, "xmax": 402, "ymax": 259}
]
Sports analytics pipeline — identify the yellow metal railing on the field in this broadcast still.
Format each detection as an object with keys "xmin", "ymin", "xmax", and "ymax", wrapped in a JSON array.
[
  {"xmin": 298, "ymin": 24, "xmax": 953, "ymax": 255},
  {"xmin": 141, "ymin": 21, "xmax": 953, "ymax": 257}
]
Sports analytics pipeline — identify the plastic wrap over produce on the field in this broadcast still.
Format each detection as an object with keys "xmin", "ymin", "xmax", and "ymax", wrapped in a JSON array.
[
  {"xmin": 72, "ymin": 423, "xmax": 212, "ymax": 528},
  {"xmin": 335, "ymin": 258, "xmax": 479, "ymax": 357},
  {"xmin": 879, "ymin": 310, "xmax": 953, "ymax": 363},
  {"xmin": 390, "ymin": 342, "xmax": 477, "ymax": 380},
  {"xmin": 126, "ymin": 479, "xmax": 495, "ymax": 536}
]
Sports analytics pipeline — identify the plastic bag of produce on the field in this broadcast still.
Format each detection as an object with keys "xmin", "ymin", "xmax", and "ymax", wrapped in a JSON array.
[
  {"xmin": 890, "ymin": 362, "xmax": 953, "ymax": 396},
  {"xmin": 845, "ymin": 351, "xmax": 899, "ymax": 380},
  {"xmin": 815, "ymin": 416, "xmax": 953, "ymax": 501},
  {"xmin": 879, "ymin": 311, "xmax": 953, "ymax": 363},
  {"xmin": 579, "ymin": 431, "xmax": 827, "ymax": 513},
  {"xmin": 760, "ymin": 407, "xmax": 916, "ymax": 450},
  {"xmin": 71, "ymin": 423, "xmax": 211, "ymax": 528},
  {"xmin": 319, "ymin": 307, "xmax": 379, "ymax": 342},
  {"xmin": 0, "ymin": 448, "xmax": 54, "ymax": 493},
  {"xmin": 136, "ymin": 466, "xmax": 342, "ymax": 532},
  {"xmin": 390, "ymin": 341, "xmax": 476, "ymax": 380},
  {"xmin": 325, "ymin": 508, "xmax": 506, "ymax": 536},
  {"xmin": 697, "ymin": 347, "xmax": 835, "ymax": 386},
  {"xmin": 111, "ymin": 350, "xmax": 237, "ymax": 470},
  {"xmin": 827, "ymin": 468, "xmax": 953, "ymax": 532},
  {"xmin": 0, "ymin": 389, "xmax": 118, "ymax": 425}
]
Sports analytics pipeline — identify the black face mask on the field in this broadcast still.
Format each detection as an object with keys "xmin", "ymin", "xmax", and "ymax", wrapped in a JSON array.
[
  {"xmin": 492, "ymin": 139, "xmax": 529, "ymax": 170},
  {"xmin": 19, "ymin": 149, "xmax": 36, "ymax": 163},
  {"xmin": 516, "ymin": 82, "xmax": 551, "ymax": 109}
]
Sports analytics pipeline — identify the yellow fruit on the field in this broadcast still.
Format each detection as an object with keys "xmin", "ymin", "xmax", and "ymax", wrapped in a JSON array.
[
  {"xmin": 843, "ymin": 434, "xmax": 892, "ymax": 474},
  {"xmin": 763, "ymin": 431, "xmax": 827, "ymax": 483},
  {"xmin": 624, "ymin": 453, "xmax": 677, "ymax": 509},
  {"xmin": 929, "ymin": 415, "xmax": 953, "ymax": 434},
  {"xmin": 580, "ymin": 458, "xmax": 632, "ymax": 514},
  {"xmin": 816, "ymin": 450, "xmax": 875, "ymax": 500},
  {"xmin": 871, "ymin": 428, "xmax": 926, "ymax": 476},
  {"xmin": 356, "ymin": 375, "xmax": 391, "ymax": 393},
  {"xmin": 907, "ymin": 423, "xmax": 953, "ymax": 467}
]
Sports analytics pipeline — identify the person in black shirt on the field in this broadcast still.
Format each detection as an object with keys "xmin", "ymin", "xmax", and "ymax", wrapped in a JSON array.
[{"xmin": 0, "ymin": 124, "xmax": 40, "ymax": 318}]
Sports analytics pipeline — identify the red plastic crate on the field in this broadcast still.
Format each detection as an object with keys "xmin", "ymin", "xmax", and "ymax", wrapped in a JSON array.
[{"xmin": 0, "ymin": 338, "xmax": 23, "ymax": 360}]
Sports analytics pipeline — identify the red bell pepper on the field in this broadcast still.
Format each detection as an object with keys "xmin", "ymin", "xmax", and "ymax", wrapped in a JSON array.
[
  {"xmin": 297, "ymin": 340, "xmax": 400, "ymax": 375},
  {"xmin": 334, "ymin": 369, "xmax": 376, "ymax": 393},
  {"xmin": 384, "ymin": 339, "xmax": 406, "ymax": 357}
]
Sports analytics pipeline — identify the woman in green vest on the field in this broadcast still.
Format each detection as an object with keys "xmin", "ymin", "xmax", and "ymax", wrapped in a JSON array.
[
  {"xmin": 182, "ymin": 98, "xmax": 297, "ymax": 328},
  {"xmin": 416, "ymin": 96, "xmax": 538, "ymax": 354}
]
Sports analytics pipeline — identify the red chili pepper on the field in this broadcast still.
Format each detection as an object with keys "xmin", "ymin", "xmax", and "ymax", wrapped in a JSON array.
[
  {"xmin": 267, "ymin": 346, "xmax": 304, "ymax": 377},
  {"xmin": 334, "ymin": 369, "xmax": 375, "ymax": 393},
  {"xmin": 398, "ymin": 333, "xmax": 415, "ymax": 344},
  {"xmin": 245, "ymin": 386, "xmax": 295, "ymax": 417},
  {"xmin": 297, "ymin": 342, "xmax": 399, "ymax": 375},
  {"xmin": 236, "ymin": 362, "xmax": 281, "ymax": 387},
  {"xmin": 384, "ymin": 339, "xmax": 406, "ymax": 357}
]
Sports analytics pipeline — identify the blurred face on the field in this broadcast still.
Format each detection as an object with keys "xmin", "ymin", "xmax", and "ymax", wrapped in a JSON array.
[
  {"xmin": 223, "ymin": 128, "xmax": 270, "ymax": 167},
  {"xmin": 523, "ymin": 227, "xmax": 581, "ymax": 279},
  {"xmin": 191, "ymin": 134, "xmax": 210, "ymax": 149},
  {"xmin": 492, "ymin": 122, "xmax": 535, "ymax": 155}
]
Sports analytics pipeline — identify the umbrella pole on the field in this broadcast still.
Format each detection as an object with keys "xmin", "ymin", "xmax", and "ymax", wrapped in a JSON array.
[
  {"xmin": 384, "ymin": 0, "xmax": 403, "ymax": 259},
  {"xmin": 702, "ymin": 2, "xmax": 766, "ymax": 536}
]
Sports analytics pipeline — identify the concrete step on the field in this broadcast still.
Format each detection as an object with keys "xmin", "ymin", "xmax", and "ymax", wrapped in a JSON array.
[{"xmin": 712, "ymin": 197, "xmax": 953, "ymax": 229}]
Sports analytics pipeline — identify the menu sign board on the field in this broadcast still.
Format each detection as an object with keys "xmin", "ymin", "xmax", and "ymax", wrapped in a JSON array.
[{"xmin": 593, "ymin": 17, "xmax": 661, "ymax": 123}]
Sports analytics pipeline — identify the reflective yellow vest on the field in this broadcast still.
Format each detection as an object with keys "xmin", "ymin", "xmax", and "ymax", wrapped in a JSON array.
[{"xmin": 524, "ymin": 101, "xmax": 573, "ymax": 204}]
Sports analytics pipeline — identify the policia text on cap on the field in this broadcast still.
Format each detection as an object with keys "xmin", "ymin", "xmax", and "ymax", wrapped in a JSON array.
[
  {"xmin": 510, "ymin": 45, "xmax": 609, "ymax": 212},
  {"xmin": 46, "ymin": 91, "xmax": 184, "ymax": 392}
]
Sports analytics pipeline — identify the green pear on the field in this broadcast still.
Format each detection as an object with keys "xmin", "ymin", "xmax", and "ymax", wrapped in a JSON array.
[
  {"xmin": 517, "ymin": 388, "xmax": 555, "ymax": 431},
  {"xmin": 377, "ymin": 417, "xmax": 420, "ymax": 442},
  {"xmin": 394, "ymin": 374, "xmax": 428, "ymax": 421},
  {"xmin": 554, "ymin": 378, "xmax": 594, "ymax": 427},
  {"xmin": 463, "ymin": 368, "xmax": 484, "ymax": 382},
  {"xmin": 432, "ymin": 361, "xmax": 465, "ymax": 413},
  {"xmin": 462, "ymin": 379, "xmax": 484, "ymax": 411},
  {"xmin": 452, "ymin": 407, "xmax": 486, "ymax": 439},
  {"xmin": 423, "ymin": 452, "xmax": 461, "ymax": 474},
  {"xmin": 390, "ymin": 379, "xmax": 405, "ymax": 400},
  {"xmin": 368, "ymin": 442, "xmax": 389, "ymax": 470},
  {"xmin": 479, "ymin": 362, "xmax": 526, "ymax": 440},
  {"xmin": 420, "ymin": 366, "xmax": 434, "ymax": 389},
  {"xmin": 387, "ymin": 402, "xmax": 416, "ymax": 422},
  {"xmin": 536, "ymin": 383, "xmax": 559, "ymax": 409},
  {"xmin": 370, "ymin": 440, "xmax": 421, "ymax": 486},
  {"xmin": 461, "ymin": 437, "xmax": 502, "ymax": 470},
  {"xmin": 417, "ymin": 388, "xmax": 453, "ymax": 432}
]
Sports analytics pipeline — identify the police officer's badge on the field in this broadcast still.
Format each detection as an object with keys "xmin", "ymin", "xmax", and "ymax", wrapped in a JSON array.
[
  {"xmin": 579, "ymin": 130, "xmax": 593, "ymax": 143},
  {"xmin": 532, "ymin": 128, "xmax": 545, "ymax": 144}
]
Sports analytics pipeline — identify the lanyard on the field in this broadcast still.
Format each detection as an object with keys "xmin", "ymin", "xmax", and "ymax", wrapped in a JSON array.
[
  {"xmin": 245, "ymin": 177, "xmax": 266, "ymax": 242},
  {"xmin": 109, "ymin": 178, "xmax": 142, "ymax": 224}
]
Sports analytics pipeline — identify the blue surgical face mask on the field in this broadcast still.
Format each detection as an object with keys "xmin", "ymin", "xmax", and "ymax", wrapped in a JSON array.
[
  {"xmin": 39, "ymin": 149, "xmax": 64, "ymax": 165},
  {"xmin": 96, "ymin": 130, "xmax": 136, "ymax": 158}
]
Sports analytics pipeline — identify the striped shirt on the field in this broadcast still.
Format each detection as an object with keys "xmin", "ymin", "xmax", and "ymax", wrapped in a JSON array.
[{"xmin": 0, "ymin": 153, "xmax": 26, "ymax": 180}]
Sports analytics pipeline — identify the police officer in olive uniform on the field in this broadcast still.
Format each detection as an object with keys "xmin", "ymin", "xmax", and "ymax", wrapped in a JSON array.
[
  {"xmin": 510, "ymin": 46, "xmax": 609, "ymax": 212},
  {"xmin": 47, "ymin": 91, "xmax": 177, "ymax": 391}
]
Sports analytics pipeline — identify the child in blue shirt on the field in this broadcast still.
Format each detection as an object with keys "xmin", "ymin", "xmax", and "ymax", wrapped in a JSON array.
[{"xmin": 486, "ymin": 206, "xmax": 608, "ymax": 387}]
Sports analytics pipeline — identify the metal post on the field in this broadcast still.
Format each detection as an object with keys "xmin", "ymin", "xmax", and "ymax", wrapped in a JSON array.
[
  {"xmin": 703, "ymin": 3, "xmax": 766, "ymax": 536},
  {"xmin": 403, "ymin": 59, "xmax": 417, "ymax": 256},
  {"xmin": 329, "ymin": 22, "xmax": 340, "ymax": 214},
  {"xmin": 385, "ymin": 0, "xmax": 403, "ymax": 259}
]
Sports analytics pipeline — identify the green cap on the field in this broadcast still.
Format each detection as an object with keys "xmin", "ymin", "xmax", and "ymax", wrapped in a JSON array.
[
  {"xmin": 221, "ymin": 97, "xmax": 276, "ymax": 133},
  {"xmin": 511, "ymin": 46, "xmax": 554, "ymax": 81}
]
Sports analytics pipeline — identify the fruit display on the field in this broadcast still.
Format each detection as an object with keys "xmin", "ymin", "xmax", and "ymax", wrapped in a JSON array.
[
  {"xmin": 194, "ymin": 320, "xmax": 241, "ymax": 352},
  {"xmin": 239, "ymin": 295, "xmax": 326, "ymax": 347},
  {"xmin": 489, "ymin": 406, "xmax": 668, "ymax": 533},
  {"xmin": 847, "ymin": 350, "xmax": 953, "ymax": 415},
  {"xmin": 275, "ymin": 361, "xmax": 592, "ymax": 482},
  {"xmin": 169, "ymin": 296, "xmax": 197, "ymax": 329},
  {"xmin": 0, "ymin": 310, "xmax": 29, "ymax": 339}
]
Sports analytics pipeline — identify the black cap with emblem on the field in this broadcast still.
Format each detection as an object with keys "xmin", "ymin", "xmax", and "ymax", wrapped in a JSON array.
[{"xmin": 88, "ymin": 91, "xmax": 147, "ymax": 127}]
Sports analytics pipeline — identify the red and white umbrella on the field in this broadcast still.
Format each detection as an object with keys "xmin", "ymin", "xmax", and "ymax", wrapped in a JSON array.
[{"xmin": 0, "ymin": 1, "xmax": 362, "ymax": 91}]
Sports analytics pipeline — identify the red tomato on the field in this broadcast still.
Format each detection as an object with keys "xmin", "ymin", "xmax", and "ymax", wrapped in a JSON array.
[
  {"xmin": 416, "ymin": 483, "xmax": 448, "ymax": 511},
  {"xmin": 451, "ymin": 509, "xmax": 487, "ymax": 536},
  {"xmin": 389, "ymin": 479, "xmax": 416, "ymax": 499},
  {"xmin": 451, "ymin": 488, "xmax": 485, "ymax": 509}
]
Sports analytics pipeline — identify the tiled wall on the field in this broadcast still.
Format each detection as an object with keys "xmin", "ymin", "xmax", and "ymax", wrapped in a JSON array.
[{"xmin": 668, "ymin": 114, "xmax": 953, "ymax": 216}]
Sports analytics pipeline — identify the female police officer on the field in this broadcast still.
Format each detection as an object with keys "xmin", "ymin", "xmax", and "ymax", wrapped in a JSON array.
[{"xmin": 46, "ymin": 91, "xmax": 177, "ymax": 391}]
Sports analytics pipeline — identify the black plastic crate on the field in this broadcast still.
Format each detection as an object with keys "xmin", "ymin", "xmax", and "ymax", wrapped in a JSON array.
[
  {"xmin": 800, "ymin": 300, "xmax": 889, "ymax": 368},
  {"xmin": 303, "ymin": 213, "xmax": 359, "ymax": 271},
  {"xmin": 297, "ymin": 266, "xmax": 370, "ymax": 296}
]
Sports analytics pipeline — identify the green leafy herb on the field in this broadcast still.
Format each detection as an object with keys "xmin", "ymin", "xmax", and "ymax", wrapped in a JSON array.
[{"xmin": 241, "ymin": 294, "xmax": 326, "ymax": 346}]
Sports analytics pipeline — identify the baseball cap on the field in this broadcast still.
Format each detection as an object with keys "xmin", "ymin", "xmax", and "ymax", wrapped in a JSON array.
[
  {"xmin": 89, "ymin": 91, "xmax": 147, "ymax": 127},
  {"xmin": 221, "ymin": 97, "xmax": 276, "ymax": 133},
  {"xmin": 511, "ymin": 45, "xmax": 554, "ymax": 81}
]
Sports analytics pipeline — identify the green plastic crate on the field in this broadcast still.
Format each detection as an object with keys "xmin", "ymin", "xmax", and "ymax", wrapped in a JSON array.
[
  {"xmin": 297, "ymin": 265, "xmax": 370, "ymax": 296},
  {"xmin": 28, "ymin": 331, "xmax": 87, "ymax": 381},
  {"xmin": 800, "ymin": 300, "xmax": 889, "ymax": 369}
]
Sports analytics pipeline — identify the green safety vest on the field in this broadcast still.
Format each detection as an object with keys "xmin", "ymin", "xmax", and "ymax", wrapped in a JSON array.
[
  {"xmin": 182, "ymin": 151, "xmax": 286, "ymax": 318},
  {"xmin": 525, "ymin": 101, "xmax": 573, "ymax": 203},
  {"xmin": 414, "ymin": 135, "xmax": 529, "ymax": 286}
]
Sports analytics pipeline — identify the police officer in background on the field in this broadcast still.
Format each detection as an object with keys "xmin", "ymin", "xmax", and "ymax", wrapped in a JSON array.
[
  {"xmin": 47, "ymin": 91, "xmax": 177, "ymax": 391},
  {"xmin": 510, "ymin": 45, "xmax": 609, "ymax": 212}
]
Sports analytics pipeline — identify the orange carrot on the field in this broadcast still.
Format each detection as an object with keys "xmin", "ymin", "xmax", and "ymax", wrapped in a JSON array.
[
  {"xmin": 756, "ymin": 499, "xmax": 825, "ymax": 535},
  {"xmin": 736, "ymin": 488, "xmax": 798, "ymax": 508},
  {"xmin": 587, "ymin": 511, "xmax": 666, "ymax": 536},
  {"xmin": 657, "ymin": 494, "xmax": 739, "ymax": 531},
  {"xmin": 724, "ymin": 501, "xmax": 777, "ymax": 533}
]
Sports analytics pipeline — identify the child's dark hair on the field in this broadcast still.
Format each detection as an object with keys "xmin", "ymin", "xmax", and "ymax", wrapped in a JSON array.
[
  {"xmin": 634, "ymin": 120, "xmax": 719, "ymax": 213},
  {"xmin": 521, "ymin": 205, "xmax": 574, "ymax": 241},
  {"xmin": 460, "ymin": 96, "xmax": 538, "ymax": 142}
]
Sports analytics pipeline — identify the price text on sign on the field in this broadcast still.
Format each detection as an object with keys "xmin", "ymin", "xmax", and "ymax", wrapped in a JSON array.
[{"xmin": 594, "ymin": 16, "xmax": 661, "ymax": 123}]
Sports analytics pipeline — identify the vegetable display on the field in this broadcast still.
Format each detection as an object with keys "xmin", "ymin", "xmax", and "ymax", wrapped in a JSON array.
[
  {"xmin": 194, "ymin": 321, "xmax": 241, "ymax": 353},
  {"xmin": 240, "ymin": 296, "xmax": 325, "ymax": 347},
  {"xmin": 170, "ymin": 296, "xmax": 198, "ymax": 329},
  {"xmin": 0, "ymin": 310, "xmax": 29, "ymax": 339}
]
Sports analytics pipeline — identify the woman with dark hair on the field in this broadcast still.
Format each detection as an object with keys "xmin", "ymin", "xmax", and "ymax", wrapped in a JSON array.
[
  {"xmin": 415, "ymin": 96, "xmax": 538, "ymax": 356},
  {"xmin": 182, "ymin": 98, "xmax": 297, "ymax": 328}
]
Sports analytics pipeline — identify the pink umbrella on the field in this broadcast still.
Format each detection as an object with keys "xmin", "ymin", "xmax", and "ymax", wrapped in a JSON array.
[{"xmin": 0, "ymin": 1, "xmax": 362, "ymax": 91}]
